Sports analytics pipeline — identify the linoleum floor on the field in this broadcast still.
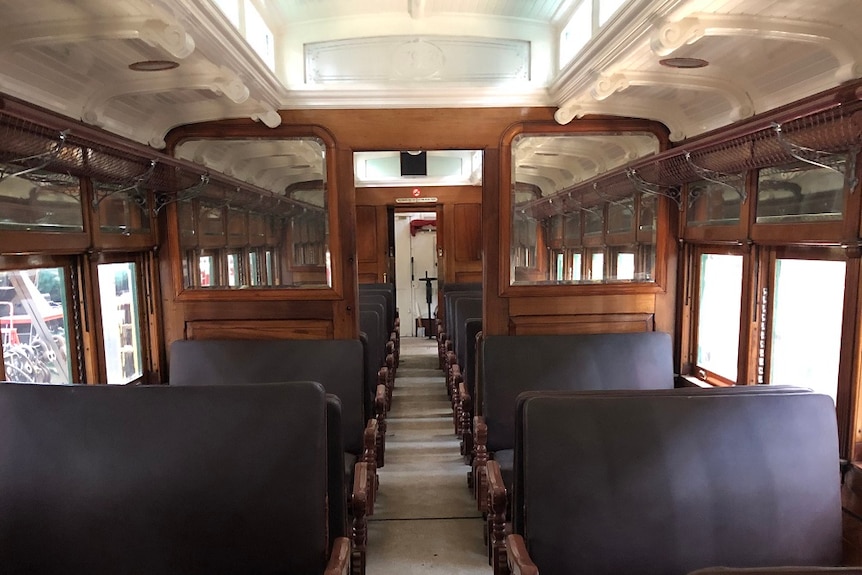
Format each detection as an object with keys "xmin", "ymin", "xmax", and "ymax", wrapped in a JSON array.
[{"xmin": 365, "ymin": 336, "xmax": 490, "ymax": 575}]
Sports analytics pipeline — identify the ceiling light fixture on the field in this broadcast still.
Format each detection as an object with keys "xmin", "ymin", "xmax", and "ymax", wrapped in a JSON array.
[
  {"xmin": 659, "ymin": 57, "xmax": 709, "ymax": 69},
  {"xmin": 129, "ymin": 60, "xmax": 180, "ymax": 72}
]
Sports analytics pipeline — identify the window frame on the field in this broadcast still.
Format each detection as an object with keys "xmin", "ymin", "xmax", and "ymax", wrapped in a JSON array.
[
  {"xmin": 761, "ymin": 245, "xmax": 848, "ymax": 388},
  {"xmin": 0, "ymin": 254, "xmax": 83, "ymax": 384},
  {"xmin": 686, "ymin": 245, "xmax": 749, "ymax": 386},
  {"xmin": 87, "ymin": 251, "xmax": 157, "ymax": 386}
]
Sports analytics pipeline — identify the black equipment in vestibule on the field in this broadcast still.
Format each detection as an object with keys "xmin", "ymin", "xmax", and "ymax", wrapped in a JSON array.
[{"xmin": 400, "ymin": 151, "xmax": 427, "ymax": 176}]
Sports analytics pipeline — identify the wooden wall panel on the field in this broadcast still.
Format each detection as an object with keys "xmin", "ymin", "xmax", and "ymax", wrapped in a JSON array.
[
  {"xmin": 160, "ymin": 107, "xmax": 678, "ymax": 372},
  {"xmin": 355, "ymin": 204, "xmax": 388, "ymax": 283},
  {"xmin": 356, "ymin": 186, "xmax": 482, "ymax": 285},
  {"xmin": 271, "ymin": 108, "xmax": 558, "ymax": 151},
  {"xmin": 482, "ymin": 148, "xmax": 509, "ymax": 335},
  {"xmin": 356, "ymin": 205, "xmax": 378, "ymax": 262},
  {"xmin": 454, "ymin": 203, "xmax": 482, "ymax": 263},
  {"xmin": 186, "ymin": 319, "xmax": 332, "ymax": 340},
  {"xmin": 509, "ymin": 314, "xmax": 654, "ymax": 335},
  {"xmin": 508, "ymin": 293, "xmax": 656, "ymax": 317}
]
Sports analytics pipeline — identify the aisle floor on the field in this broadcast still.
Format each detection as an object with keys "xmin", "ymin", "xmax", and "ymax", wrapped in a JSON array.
[{"xmin": 365, "ymin": 336, "xmax": 490, "ymax": 574}]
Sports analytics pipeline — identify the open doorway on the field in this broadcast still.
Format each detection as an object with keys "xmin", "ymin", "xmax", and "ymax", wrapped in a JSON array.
[{"xmin": 393, "ymin": 211, "xmax": 438, "ymax": 338}]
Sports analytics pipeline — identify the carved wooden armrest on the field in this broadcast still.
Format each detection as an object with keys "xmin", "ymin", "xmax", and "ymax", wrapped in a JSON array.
[
  {"xmin": 385, "ymin": 351, "xmax": 395, "ymax": 398},
  {"xmin": 374, "ymin": 382, "xmax": 387, "ymax": 468},
  {"xmin": 445, "ymin": 350, "xmax": 457, "ymax": 397},
  {"xmin": 506, "ymin": 534, "xmax": 538, "ymax": 575},
  {"xmin": 362, "ymin": 418, "xmax": 378, "ymax": 514},
  {"xmin": 487, "ymin": 460, "xmax": 509, "ymax": 575},
  {"xmin": 385, "ymin": 340, "xmax": 397, "ymax": 378},
  {"xmin": 437, "ymin": 330, "xmax": 447, "ymax": 369},
  {"xmin": 377, "ymin": 366, "xmax": 390, "ymax": 411},
  {"xmin": 450, "ymin": 363, "xmax": 463, "ymax": 432},
  {"xmin": 324, "ymin": 537, "xmax": 351, "ymax": 575},
  {"xmin": 351, "ymin": 462, "xmax": 369, "ymax": 575},
  {"xmin": 390, "ymin": 331, "xmax": 399, "ymax": 368},
  {"xmin": 473, "ymin": 415, "xmax": 489, "ymax": 511},
  {"xmin": 458, "ymin": 379, "xmax": 473, "ymax": 459}
]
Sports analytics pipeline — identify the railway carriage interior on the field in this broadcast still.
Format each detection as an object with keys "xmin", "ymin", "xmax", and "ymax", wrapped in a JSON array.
[{"xmin": 3, "ymin": 0, "xmax": 862, "ymax": 573}]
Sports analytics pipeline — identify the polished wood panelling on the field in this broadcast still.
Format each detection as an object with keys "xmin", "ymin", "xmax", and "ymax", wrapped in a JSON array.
[
  {"xmin": 509, "ymin": 313, "xmax": 654, "ymax": 335},
  {"xmin": 357, "ymin": 185, "xmax": 481, "ymax": 285},
  {"xmin": 453, "ymin": 204, "xmax": 482, "ymax": 264},
  {"xmin": 356, "ymin": 205, "xmax": 387, "ymax": 283},
  {"xmin": 185, "ymin": 319, "xmax": 332, "ymax": 340},
  {"xmin": 163, "ymin": 109, "xmax": 667, "ymax": 349}
]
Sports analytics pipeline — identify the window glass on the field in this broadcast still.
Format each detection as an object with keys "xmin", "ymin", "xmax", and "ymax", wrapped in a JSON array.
[
  {"xmin": 93, "ymin": 180, "xmax": 151, "ymax": 235},
  {"xmin": 0, "ymin": 268, "xmax": 71, "ymax": 383},
  {"xmin": 265, "ymin": 250, "xmax": 275, "ymax": 285},
  {"xmin": 244, "ymin": 0, "xmax": 276, "ymax": 70},
  {"xmin": 564, "ymin": 213, "xmax": 581, "ymax": 246},
  {"xmin": 696, "ymin": 254, "xmax": 743, "ymax": 381},
  {"xmin": 638, "ymin": 194, "xmax": 656, "ymax": 236},
  {"xmin": 584, "ymin": 209, "xmax": 603, "ymax": 236},
  {"xmin": 97, "ymin": 262, "xmax": 142, "ymax": 384},
  {"xmin": 249, "ymin": 251, "xmax": 260, "ymax": 286},
  {"xmin": 607, "ymin": 197, "xmax": 634, "ymax": 234},
  {"xmin": 590, "ymin": 251, "xmax": 604, "ymax": 280},
  {"xmin": 616, "ymin": 252, "xmax": 635, "ymax": 280},
  {"xmin": 571, "ymin": 253, "xmax": 582, "ymax": 281},
  {"xmin": 199, "ymin": 255, "xmax": 214, "ymax": 287},
  {"xmin": 599, "ymin": 0, "xmax": 628, "ymax": 25},
  {"xmin": 559, "ymin": 0, "xmax": 592, "ymax": 66},
  {"xmin": 227, "ymin": 252, "xmax": 240, "ymax": 287},
  {"xmin": 687, "ymin": 179, "xmax": 742, "ymax": 227},
  {"xmin": 212, "ymin": 0, "xmax": 240, "ymax": 27},
  {"xmin": 513, "ymin": 215, "xmax": 537, "ymax": 270},
  {"xmin": 0, "ymin": 167, "xmax": 82, "ymax": 232},
  {"xmin": 770, "ymin": 258, "xmax": 844, "ymax": 400},
  {"xmin": 756, "ymin": 162, "xmax": 845, "ymax": 223}
]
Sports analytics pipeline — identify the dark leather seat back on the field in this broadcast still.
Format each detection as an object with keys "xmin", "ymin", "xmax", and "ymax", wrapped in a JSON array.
[
  {"xmin": 443, "ymin": 290, "xmax": 481, "ymax": 339},
  {"xmin": 359, "ymin": 284, "xmax": 396, "ymax": 333},
  {"xmin": 326, "ymin": 393, "xmax": 348, "ymax": 542},
  {"xmin": 169, "ymin": 338, "xmax": 365, "ymax": 455},
  {"xmin": 464, "ymin": 318, "xmax": 482, "ymax": 393},
  {"xmin": 513, "ymin": 389, "xmax": 841, "ymax": 575},
  {"xmin": 0, "ymin": 381, "xmax": 331, "ymax": 575},
  {"xmin": 360, "ymin": 293, "xmax": 391, "ymax": 334},
  {"xmin": 440, "ymin": 281, "xmax": 481, "ymax": 294},
  {"xmin": 453, "ymin": 297, "xmax": 482, "ymax": 366},
  {"xmin": 482, "ymin": 332, "xmax": 674, "ymax": 452},
  {"xmin": 360, "ymin": 308, "xmax": 386, "ymax": 416},
  {"xmin": 360, "ymin": 308, "xmax": 386, "ymax": 363}
]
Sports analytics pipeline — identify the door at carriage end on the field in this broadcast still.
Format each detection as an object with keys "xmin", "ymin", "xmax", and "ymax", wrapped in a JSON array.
[
  {"xmin": 394, "ymin": 211, "xmax": 439, "ymax": 338},
  {"xmin": 356, "ymin": 205, "xmax": 391, "ymax": 283}
]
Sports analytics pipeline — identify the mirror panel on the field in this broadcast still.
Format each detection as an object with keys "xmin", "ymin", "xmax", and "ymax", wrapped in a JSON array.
[
  {"xmin": 510, "ymin": 132, "xmax": 661, "ymax": 286},
  {"xmin": 173, "ymin": 137, "xmax": 330, "ymax": 289}
]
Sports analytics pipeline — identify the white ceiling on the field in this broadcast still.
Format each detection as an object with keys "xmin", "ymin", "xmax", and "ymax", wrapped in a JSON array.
[{"xmin": 0, "ymin": 0, "xmax": 860, "ymax": 197}]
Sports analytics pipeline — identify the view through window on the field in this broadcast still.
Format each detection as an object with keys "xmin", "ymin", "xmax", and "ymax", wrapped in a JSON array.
[
  {"xmin": 97, "ymin": 262, "xmax": 143, "ymax": 385},
  {"xmin": 696, "ymin": 253, "xmax": 743, "ymax": 381},
  {"xmin": 0, "ymin": 268, "xmax": 71, "ymax": 383}
]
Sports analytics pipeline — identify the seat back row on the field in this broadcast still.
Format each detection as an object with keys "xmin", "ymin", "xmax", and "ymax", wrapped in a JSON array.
[
  {"xmin": 359, "ymin": 292, "xmax": 397, "ymax": 412},
  {"xmin": 472, "ymin": 331, "xmax": 676, "ymax": 512},
  {"xmin": 436, "ymin": 284, "xmax": 482, "ymax": 443},
  {"xmin": 500, "ymin": 387, "xmax": 848, "ymax": 575},
  {"xmin": 360, "ymin": 283, "xmax": 400, "ymax": 370},
  {"xmin": 169, "ymin": 337, "xmax": 379, "ymax": 573},
  {"xmin": 0, "ymin": 381, "xmax": 356, "ymax": 575},
  {"xmin": 436, "ymin": 282, "xmax": 481, "ymax": 369}
]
